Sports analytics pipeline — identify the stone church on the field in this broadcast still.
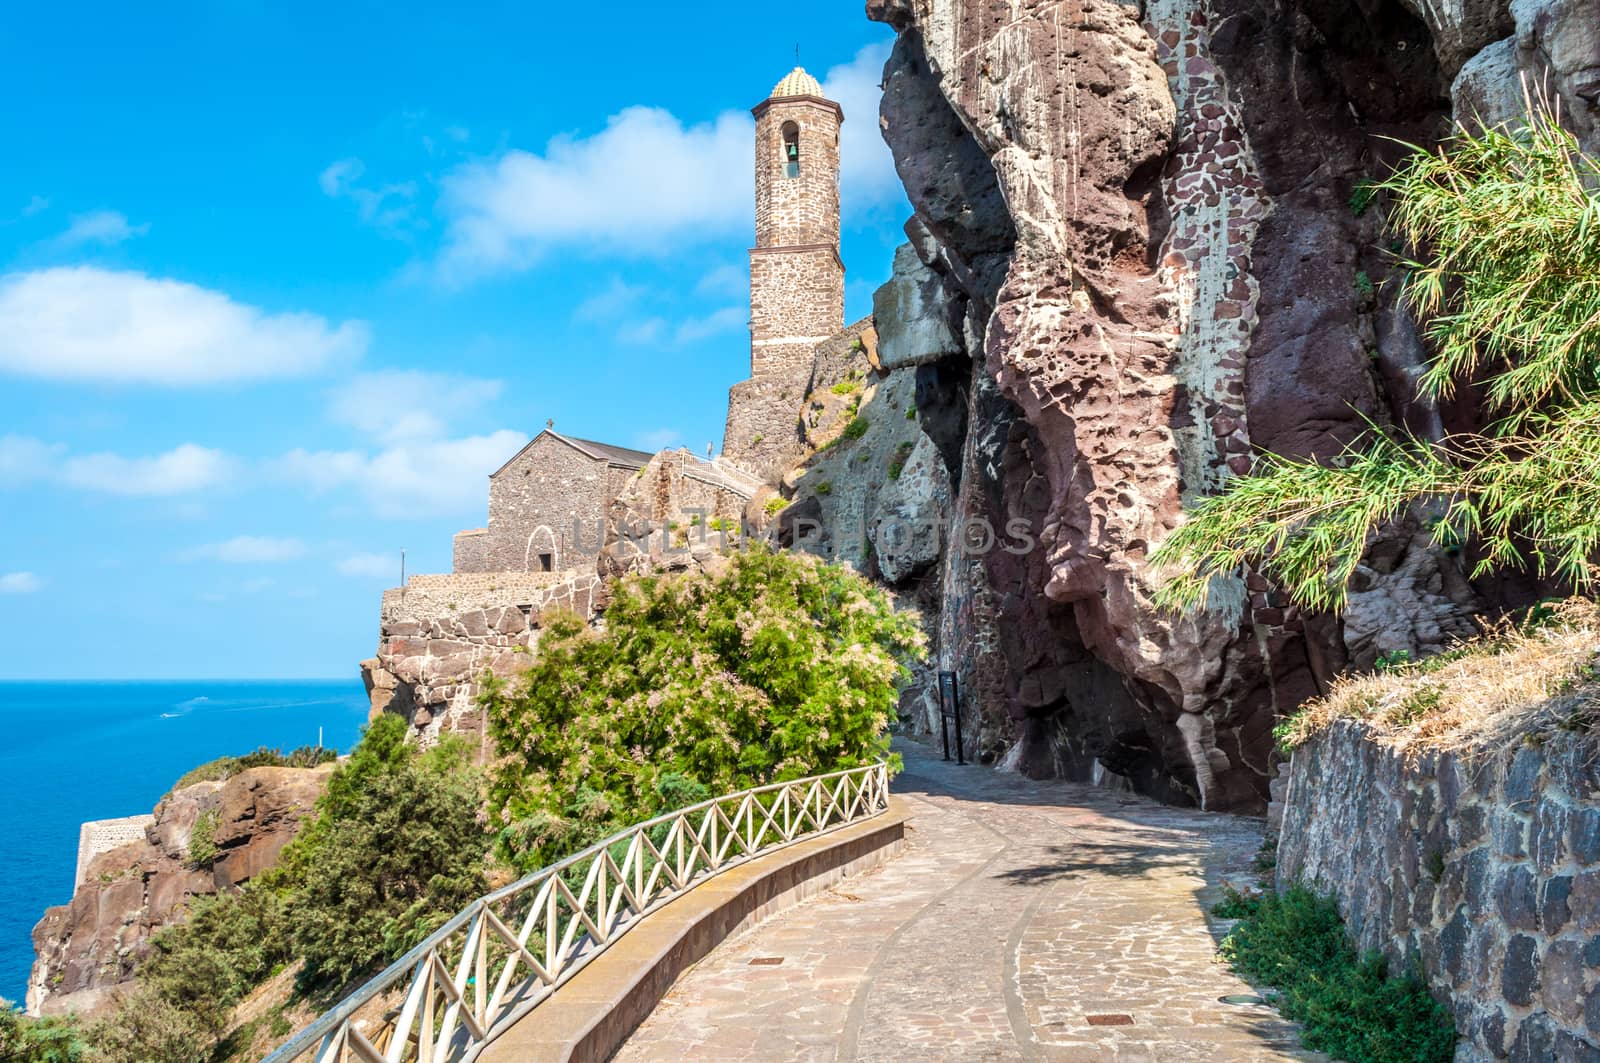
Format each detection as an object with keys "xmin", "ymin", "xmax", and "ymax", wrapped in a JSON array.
[{"xmin": 448, "ymin": 65, "xmax": 867, "ymax": 577}]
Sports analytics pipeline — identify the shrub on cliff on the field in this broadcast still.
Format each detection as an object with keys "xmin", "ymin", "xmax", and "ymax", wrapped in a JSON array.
[
  {"xmin": 91, "ymin": 714, "xmax": 490, "ymax": 1057},
  {"xmin": 482, "ymin": 548, "xmax": 924, "ymax": 870},
  {"xmin": 169, "ymin": 745, "xmax": 335, "ymax": 793},
  {"xmin": 1154, "ymin": 103, "xmax": 1600, "ymax": 612},
  {"xmin": 0, "ymin": 1003, "xmax": 87, "ymax": 1063},
  {"xmin": 282, "ymin": 713, "xmax": 490, "ymax": 994}
]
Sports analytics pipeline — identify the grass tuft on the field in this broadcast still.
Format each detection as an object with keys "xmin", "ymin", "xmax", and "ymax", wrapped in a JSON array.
[{"xmin": 1278, "ymin": 598, "xmax": 1600, "ymax": 753}]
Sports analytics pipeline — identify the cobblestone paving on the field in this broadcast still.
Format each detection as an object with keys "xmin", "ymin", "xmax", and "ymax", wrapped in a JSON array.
[{"xmin": 615, "ymin": 739, "xmax": 1324, "ymax": 1062}]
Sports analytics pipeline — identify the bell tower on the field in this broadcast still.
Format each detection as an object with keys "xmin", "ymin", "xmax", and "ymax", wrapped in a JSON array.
[
  {"xmin": 748, "ymin": 68, "xmax": 845, "ymax": 377},
  {"xmin": 722, "ymin": 67, "xmax": 846, "ymax": 472}
]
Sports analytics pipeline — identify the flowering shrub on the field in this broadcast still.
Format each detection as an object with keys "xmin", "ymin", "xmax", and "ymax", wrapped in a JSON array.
[{"xmin": 482, "ymin": 548, "xmax": 924, "ymax": 870}]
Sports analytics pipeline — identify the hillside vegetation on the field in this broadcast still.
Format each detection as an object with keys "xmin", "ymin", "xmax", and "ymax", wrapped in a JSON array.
[{"xmin": 5, "ymin": 549, "xmax": 920, "ymax": 1062}]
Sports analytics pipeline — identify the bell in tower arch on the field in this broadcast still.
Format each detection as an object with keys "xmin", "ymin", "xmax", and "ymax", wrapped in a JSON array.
[{"xmin": 781, "ymin": 121, "xmax": 800, "ymax": 178}]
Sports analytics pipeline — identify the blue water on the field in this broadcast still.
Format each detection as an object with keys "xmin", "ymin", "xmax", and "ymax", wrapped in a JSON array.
[{"xmin": 0, "ymin": 680, "xmax": 370, "ymax": 1005}]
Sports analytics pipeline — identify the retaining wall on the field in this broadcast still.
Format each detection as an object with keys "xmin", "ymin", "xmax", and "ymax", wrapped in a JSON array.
[{"xmin": 1278, "ymin": 719, "xmax": 1600, "ymax": 1059}]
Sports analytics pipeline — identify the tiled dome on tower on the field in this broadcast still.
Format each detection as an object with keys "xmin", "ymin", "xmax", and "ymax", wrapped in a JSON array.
[{"xmin": 769, "ymin": 66, "xmax": 823, "ymax": 99}]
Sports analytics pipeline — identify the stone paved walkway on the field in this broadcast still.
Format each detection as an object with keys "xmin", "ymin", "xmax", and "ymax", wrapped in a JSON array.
[{"xmin": 615, "ymin": 739, "xmax": 1324, "ymax": 1062}]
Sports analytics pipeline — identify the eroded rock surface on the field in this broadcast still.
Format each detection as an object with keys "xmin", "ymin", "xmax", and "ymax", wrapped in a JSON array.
[
  {"xmin": 28, "ymin": 764, "xmax": 330, "ymax": 1018},
  {"xmin": 866, "ymin": 0, "xmax": 1591, "ymax": 809}
]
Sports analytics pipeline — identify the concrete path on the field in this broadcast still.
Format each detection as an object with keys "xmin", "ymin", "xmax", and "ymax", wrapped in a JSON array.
[{"xmin": 615, "ymin": 739, "xmax": 1322, "ymax": 1062}]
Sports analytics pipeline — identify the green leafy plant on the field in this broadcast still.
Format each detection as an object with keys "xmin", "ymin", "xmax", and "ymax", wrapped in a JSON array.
[
  {"xmin": 482, "ymin": 549, "xmax": 924, "ymax": 871},
  {"xmin": 1153, "ymin": 106, "xmax": 1600, "ymax": 613},
  {"xmin": 841, "ymin": 416, "xmax": 869, "ymax": 442},
  {"xmin": 888, "ymin": 441, "xmax": 915, "ymax": 480},
  {"xmin": 765, "ymin": 496, "xmax": 789, "ymax": 517},
  {"xmin": 91, "ymin": 714, "xmax": 490, "ymax": 1057},
  {"xmin": 905, "ymin": 405, "xmax": 917, "ymax": 420},
  {"xmin": 1350, "ymin": 177, "xmax": 1379, "ymax": 216},
  {"xmin": 0, "ymin": 1002, "xmax": 88, "ymax": 1063},
  {"xmin": 831, "ymin": 377, "xmax": 861, "ymax": 396},
  {"xmin": 814, "ymin": 481, "xmax": 833, "ymax": 496},
  {"xmin": 1354, "ymin": 269, "xmax": 1375, "ymax": 298},
  {"xmin": 170, "ymin": 745, "xmax": 335, "ymax": 793},
  {"xmin": 1374, "ymin": 649, "xmax": 1413, "ymax": 673},
  {"xmin": 1219, "ymin": 886, "xmax": 1455, "ymax": 1062},
  {"xmin": 187, "ymin": 808, "xmax": 220, "ymax": 869}
]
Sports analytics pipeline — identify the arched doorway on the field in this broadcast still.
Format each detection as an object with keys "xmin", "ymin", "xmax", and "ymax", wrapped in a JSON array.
[{"xmin": 525, "ymin": 525, "xmax": 558, "ymax": 573}]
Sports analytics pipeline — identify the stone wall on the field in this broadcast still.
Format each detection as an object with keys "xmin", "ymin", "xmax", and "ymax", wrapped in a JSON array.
[
  {"xmin": 749, "ymin": 248, "xmax": 845, "ymax": 366},
  {"xmin": 452, "ymin": 528, "xmax": 489, "ymax": 573},
  {"xmin": 754, "ymin": 96, "xmax": 842, "ymax": 249},
  {"xmin": 480, "ymin": 434, "xmax": 614, "ymax": 574},
  {"xmin": 381, "ymin": 571, "xmax": 569, "ymax": 626},
  {"xmin": 367, "ymin": 569, "xmax": 605, "ymax": 742},
  {"xmin": 74, "ymin": 816, "xmax": 154, "ymax": 888},
  {"xmin": 1278, "ymin": 720, "xmax": 1600, "ymax": 1059}
]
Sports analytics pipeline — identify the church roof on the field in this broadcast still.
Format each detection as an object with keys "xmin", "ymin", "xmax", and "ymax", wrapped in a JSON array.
[
  {"xmin": 769, "ymin": 66, "xmax": 823, "ymax": 100},
  {"xmin": 489, "ymin": 428, "xmax": 656, "ymax": 479},
  {"xmin": 560, "ymin": 433, "xmax": 656, "ymax": 468}
]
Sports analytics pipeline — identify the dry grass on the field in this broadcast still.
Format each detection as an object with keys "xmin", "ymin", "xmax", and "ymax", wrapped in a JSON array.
[{"xmin": 1280, "ymin": 599, "xmax": 1600, "ymax": 756}]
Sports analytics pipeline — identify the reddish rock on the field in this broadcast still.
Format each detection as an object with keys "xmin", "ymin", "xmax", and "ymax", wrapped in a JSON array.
[{"xmin": 28, "ymin": 764, "xmax": 332, "ymax": 1018}]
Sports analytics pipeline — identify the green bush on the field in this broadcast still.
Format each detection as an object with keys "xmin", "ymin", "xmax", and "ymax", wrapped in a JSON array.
[
  {"xmin": 87, "ymin": 986, "xmax": 213, "ymax": 1063},
  {"xmin": 764, "ymin": 497, "xmax": 789, "ymax": 517},
  {"xmin": 841, "ymin": 416, "xmax": 869, "ymax": 441},
  {"xmin": 92, "ymin": 713, "xmax": 491, "ymax": 1054},
  {"xmin": 282, "ymin": 715, "xmax": 489, "ymax": 994},
  {"xmin": 1217, "ymin": 886, "xmax": 1455, "ymax": 1062},
  {"xmin": 483, "ymin": 549, "xmax": 924, "ymax": 870},
  {"xmin": 187, "ymin": 808, "xmax": 220, "ymax": 869},
  {"xmin": 170, "ymin": 745, "xmax": 335, "ymax": 792},
  {"xmin": 0, "ymin": 1002, "xmax": 87, "ymax": 1063}
]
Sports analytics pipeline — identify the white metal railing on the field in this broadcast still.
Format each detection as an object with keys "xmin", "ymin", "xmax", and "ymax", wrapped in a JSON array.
[{"xmin": 261, "ymin": 759, "xmax": 890, "ymax": 1063}]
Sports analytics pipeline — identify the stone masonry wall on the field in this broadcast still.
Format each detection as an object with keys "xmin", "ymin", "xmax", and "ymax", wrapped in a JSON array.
[
  {"xmin": 482, "ymin": 434, "xmax": 612, "ymax": 573},
  {"xmin": 749, "ymin": 249, "xmax": 845, "ymax": 367},
  {"xmin": 1278, "ymin": 720, "xmax": 1600, "ymax": 1059},
  {"xmin": 367, "ymin": 570, "xmax": 606, "ymax": 743},
  {"xmin": 453, "ymin": 528, "xmax": 489, "ymax": 573},
  {"xmin": 754, "ymin": 96, "xmax": 841, "ymax": 249}
]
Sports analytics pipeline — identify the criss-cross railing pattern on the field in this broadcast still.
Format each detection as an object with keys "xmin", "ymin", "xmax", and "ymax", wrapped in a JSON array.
[{"xmin": 262, "ymin": 760, "xmax": 890, "ymax": 1063}]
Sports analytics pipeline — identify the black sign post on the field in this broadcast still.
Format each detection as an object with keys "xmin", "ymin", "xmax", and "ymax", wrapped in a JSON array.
[{"xmin": 937, "ymin": 670, "xmax": 964, "ymax": 765}]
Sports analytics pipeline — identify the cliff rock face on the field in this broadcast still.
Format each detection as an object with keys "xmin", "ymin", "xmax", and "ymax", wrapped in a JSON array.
[
  {"xmin": 28, "ymin": 765, "xmax": 330, "ymax": 1018},
  {"xmin": 865, "ymin": 0, "xmax": 1596, "ymax": 808}
]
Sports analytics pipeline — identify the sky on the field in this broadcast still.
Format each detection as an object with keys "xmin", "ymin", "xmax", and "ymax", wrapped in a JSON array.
[{"xmin": 0, "ymin": 1, "xmax": 910, "ymax": 678}]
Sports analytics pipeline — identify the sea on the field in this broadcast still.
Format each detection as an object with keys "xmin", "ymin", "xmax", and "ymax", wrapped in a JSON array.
[{"xmin": 0, "ymin": 679, "xmax": 370, "ymax": 1006}]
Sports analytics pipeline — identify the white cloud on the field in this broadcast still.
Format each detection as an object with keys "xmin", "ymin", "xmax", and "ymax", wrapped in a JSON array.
[
  {"xmin": 0, "ymin": 572, "xmax": 42, "ymax": 594},
  {"xmin": 320, "ymin": 157, "xmax": 420, "ymax": 235},
  {"xmin": 61, "ymin": 443, "xmax": 233, "ymax": 496},
  {"xmin": 0, "ymin": 435, "xmax": 65, "ymax": 486},
  {"xmin": 616, "ymin": 318, "xmax": 667, "ymax": 345},
  {"xmin": 694, "ymin": 264, "xmax": 747, "ymax": 299},
  {"xmin": 52, "ymin": 210, "xmax": 150, "ymax": 248},
  {"xmin": 821, "ymin": 42, "xmax": 902, "ymax": 209},
  {"xmin": 574, "ymin": 278, "xmax": 649, "ymax": 322},
  {"xmin": 673, "ymin": 306, "xmax": 745, "ymax": 345},
  {"xmin": 274, "ymin": 429, "xmax": 526, "ymax": 519},
  {"xmin": 0, "ymin": 267, "xmax": 369, "ymax": 385},
  {"xmin": 21, "ymin": 196, "xmax": 49, "ymax": 218},
  {"xmin": 327, "ymin": 370, "xmax": 503, "ymax": 445},
  {"xmin": 337, "ymin": 552, "xmax": 399, "ymax": 578},
  {"xmin": 180, "ymin": 536, "xmax": 306, "ymax": 563},
  {"xmin": 437, "ymin": 107, "xmax": 753, "ymax": 278}
]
